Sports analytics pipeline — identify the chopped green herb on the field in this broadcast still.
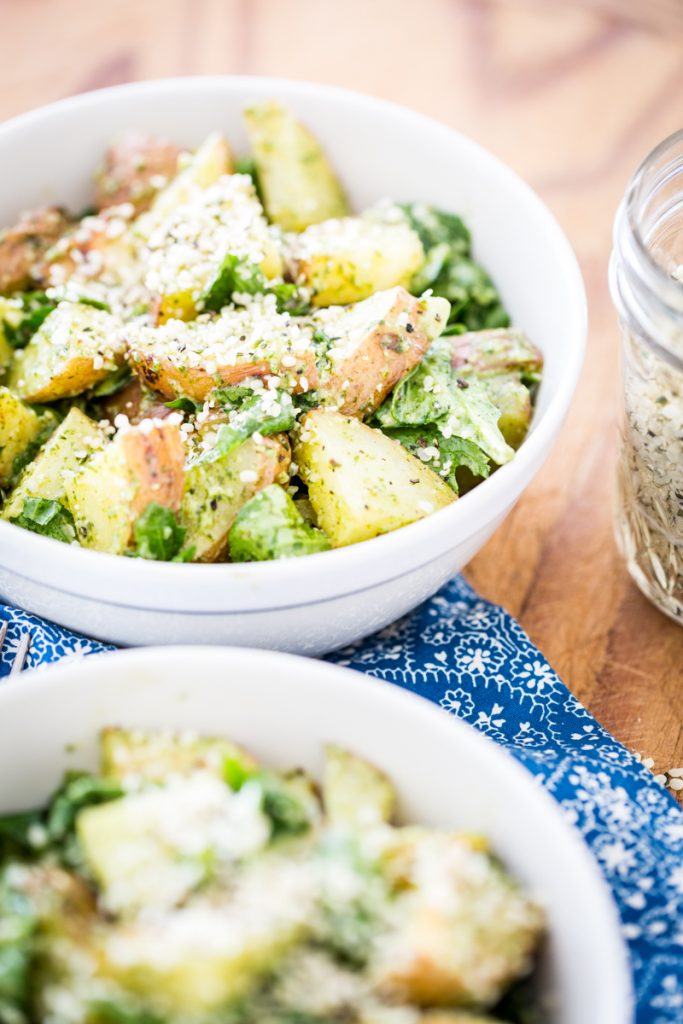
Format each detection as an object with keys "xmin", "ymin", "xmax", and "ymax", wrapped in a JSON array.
[
  {"xmin": 229, "ymin": 484, "xmax": 331, "ymax": 561},
  {"xmin": 131, "ymin": 503, "xmax": 187, "ymax": 561},
  {"xmin": 165, "ymin": 395, "xmax": 201, "ymax": 414},
  {"xmin": 198, "ymin": 391, "xmax": 296, "ymax": 465},
  {"xmin": 201, "ymin": 254, "xmax": 310, "ymax": 315},
  {"xmin": 402, "ymin": 203, "xmax": 510, "ymax": 333},
  {"xmin": 10, "ymin": 498, "xmax": 75, "ymax": 543},
  {"xmin": 1, "ymin": 292, "xmax": 58, "ymax": 349},
  {"xmin": 374, "ymin": 338, "xmax": 514, "ymax": 469},
  {"xmin": 0, "ymin": 868, "xmax": 38, "ymax": 1015},
  {"xmin": 234, "ymin": 155, "xmax": 263, "ymax": 203},
  {"xmin": 382, "ymin": 425, "xmax": 490, "ymax": 493}
]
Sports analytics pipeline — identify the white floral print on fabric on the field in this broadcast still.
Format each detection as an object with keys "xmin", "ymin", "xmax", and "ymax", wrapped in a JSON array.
[
  {"xmin": 0, "ymin": 606, "xmax": 114, "ymax": 678},
  {"xmin": 331, "ymin": 574, "xmax": 683, "ymax": 1024}
]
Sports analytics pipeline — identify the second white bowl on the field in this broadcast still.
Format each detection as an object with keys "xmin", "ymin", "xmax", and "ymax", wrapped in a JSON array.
[{"xmin": 0, "ymin": 647, "xmax": 631, "ymax": 1023}]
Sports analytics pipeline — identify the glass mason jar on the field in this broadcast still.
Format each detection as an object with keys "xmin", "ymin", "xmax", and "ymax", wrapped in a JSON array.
[{"xmin": 610, "ymin": 128, "xmax": 683, "ymax": 624}]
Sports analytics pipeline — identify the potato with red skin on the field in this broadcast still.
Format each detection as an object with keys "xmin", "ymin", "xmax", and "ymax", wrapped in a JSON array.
[
  {"xmin": 94, "ymin": 134, "xmax": 184, "ymax": 215},
  {"xmin": 8, "ymin": 302, "xmax": 127, "ymax": 403},
  {"xmin": 182, "ymin": 419, "xmax": 291, "ymax": 563},
  {"xmin": 120, "ymin": 422, "xmax": 185, "ymax": 519},
  {"xmin": 65, "ymin": 420, "xmax": 185, "ymax": 555},
  {"xmin": 0, "ymin": 205, "xmax": 70, "ymax": 294},
  {"xmin": 129, "ymin": 345, "xmax": 319, "ymax": 403},
  {"xmin": 315, "ymin": 287, "xmax": 450, "ymax": 418},
  {"xmin": 449, "ymin": 328, "xmax": 543, "ymax": 378}
]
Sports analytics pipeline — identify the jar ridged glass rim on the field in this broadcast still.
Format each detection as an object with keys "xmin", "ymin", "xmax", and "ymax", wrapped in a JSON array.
[{"xmin": 624, "ymin": 125, "xmax": 683, "ymax": 304}]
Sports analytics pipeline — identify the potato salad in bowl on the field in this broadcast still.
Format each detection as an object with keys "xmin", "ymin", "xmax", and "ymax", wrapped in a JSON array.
[
  {"xmin": 0, "ymin": 102, "xmax": 542, "ymax": 564},
  {"xmin": 0, "ymin": 727, "xmax": 544, "ymax": 1023}
]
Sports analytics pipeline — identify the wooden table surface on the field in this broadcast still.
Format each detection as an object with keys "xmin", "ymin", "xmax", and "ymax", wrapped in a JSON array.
[{"xmin": 3, "ymin": 0, "xmax": 682, "ymax": 772}]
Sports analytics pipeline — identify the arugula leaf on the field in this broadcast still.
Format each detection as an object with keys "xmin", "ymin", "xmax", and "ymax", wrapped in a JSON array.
[
  {"xmin": 0, "ymin": 773, "xmax": 123, "ymax": 871},
  {"xmin": 374, "ymin": 338, "xmax": 514, "ymax": 472},
  {"xmin": 1, "ymin": 292, "xmax": 58, "ymax": 349},
  {"xmin": 229, "ymin": 484, "xmax": 330, "ymax": 562},
  {"xmin": 131, "ymin": 503, "xmax": 187, "ymax": 561},
  {"xmin": 165, "ymin": 395, "xmax": 201, "ymax": 414},
  {"xmin": 201, "ymin": 254, "xmax": 310, "ymax": 315},
  {"xmin": 433, "ymin": 257, "xmax": 510, "ymax": 332},
  {"xmin": 202, "ymin": 254, "xmax": 265, "ymax": 311},
  {"xmin": 375, "ymin": 341, "xmax": 455, "ymax": 428},
  {"xmin": 402, "ymin": 202, "xmax": 510, "ymax": 333},
  {"xmin": 172, "ymin": 545, "xmax": 196, "ymax": 563},
  {"xmin": 234, "ymin": 155, "xmax": 263, "ymax": 204},
  {"xmin": 46, "ymin": 773, "xmax": 123, "ymax": 846},
  {"xmin": 225, "ymin": 763, "xmax": 314, "ymax": 838},
  {"xmin": 382, "ymin": 425, "xmax": 490, "ymax": 493},
  {"xmin": 211, "ymin": 381, "xmax": 261, "ymax": 407},
  {"xmin": 401, "ymin": 204, "xmax": 471, "ymax": 255},
  {"xmin": 197, "ymin": 391, "xmax": 296, "ymax": 465},
  {"xmin": 445, "ymin": 377, "xmax": 516, "ymax": 467},
  {"xmin": 10, "ymin": 498, "xmax": 75, "ymax": 544},
  {"xmin": 0, "ymin": 812, "xmax": 43, "ymax": 853},
  {"xmin": 493, "ymin": 975, "xmax": 544, "ymax": 1024},
  {"xmin": 269, "ymin": 281, "xmax": 311, "ymax": 315},
  {"xmin": 0, "ymin": 868, "xmax": 37, "ymax": 1014},
  {"xmin": 234, "ymin": 155, "xmax": 258, "ymax": 180}
]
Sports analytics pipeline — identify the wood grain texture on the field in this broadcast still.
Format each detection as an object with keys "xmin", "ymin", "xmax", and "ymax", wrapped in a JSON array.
[{"xmin": 1, "ymin": 0, "xmax": 681, "ymax": 771}]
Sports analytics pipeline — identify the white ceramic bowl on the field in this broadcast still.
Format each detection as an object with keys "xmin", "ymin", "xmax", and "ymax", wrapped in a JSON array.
[
  {"xmin": 0, "ymin": 647, "xmax": 631, "ymax": 1022},
  {"xmin": 0, "ymin": 78, "xmax": 586, "ymax": 652}
]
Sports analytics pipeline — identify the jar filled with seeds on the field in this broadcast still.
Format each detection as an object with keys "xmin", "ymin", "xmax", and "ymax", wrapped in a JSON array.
[{"xmin": 610, "ymin": 128, "xmax": 683, "ymax": 623}]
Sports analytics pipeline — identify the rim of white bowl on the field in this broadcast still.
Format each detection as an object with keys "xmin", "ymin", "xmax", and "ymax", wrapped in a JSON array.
[
  {"xmin": 0, "ymin": 645, "xmax": 632, "ymax": 1022},
  {"xmin": 0, "ymin": 76, "xmax": 587, "ymax": 606}
]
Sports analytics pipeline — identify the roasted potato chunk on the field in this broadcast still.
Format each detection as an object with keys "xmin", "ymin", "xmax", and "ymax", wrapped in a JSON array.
[
  {"xmin": 244, "ymin": 101, "xmax": 348, "ymax": 230},
  {"xmin": 181, "ymin": 430, "xmax": 290, "ymax": 562},
  {"xmin": 287, "ymin": 214, "xmax": 424, "ymax": 307},
  {"xmin": 449, "ymin": 328, "xmax": 542, "ymax": 450},
  {"xmin": 0, "ymin": 296, "xmax": 22, "ymax": 370},
  {"xmin": 294, "ymin": 410, "xmax": 455, "ymax": 547},
  {"xmin": 0, "ymin": 386, "xmax": 49, "ymax": 487},
  {"xmin": 315, "ymin": 288, "xmax": 450, "ymax": 417},
  {"xmin": 485, "ymin": 374, "xmax": 532, "ymax": 450},
  {"xmin": 372, "ymin": 835, "xmax": 543, "ymax": 1008},
  {"xmin": 2, "ymin": 407, "xmax": 106, "ymax": 520},
  {"xmin": 323, "ymin": 745, "xmax": 395, "ymax": 828},
  {"xmin": 449, "ymin": 328, "xmax": 543, "ymax": 379},
  {"xmin": 135, "ymin": 131, "xmax": 233, "ymax": 239},
  {"xmin": 76, "ymin": 774, "xmax": 269, "ymax": 915},
  {"xmin": 100, "ymin": 725, "xmax": 256, "ymax": 783},
  {"xmin": 7, "ymin": 301, "xmax": 127, "ymax": 403},
  {"xmin": 93, "ymin": 868, "xmax": 311, "ymax": 1013},
  {"xmin": 0, "ymin": 205, "xmax": 70, "ymax": 294},
  {"xmin": 95, "ymin": 133, "xmax": 184, "ymax": 215},
  {"xmin": 126, "ymin": 302, "xmax": 318, "ymax": 402},
  {"xmin": 45, "ymin": 207, "xmax": 138, "ymax": 288},
  {"xmin": 65, "ymin": 419, "xmax": 184, "ymax": 554}
]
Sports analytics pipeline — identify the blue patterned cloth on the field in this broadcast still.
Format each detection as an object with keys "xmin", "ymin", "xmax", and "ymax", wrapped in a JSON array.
[{"xmin": 1, "ymin": 575, "xmax": 681, "ymax": 1023}]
